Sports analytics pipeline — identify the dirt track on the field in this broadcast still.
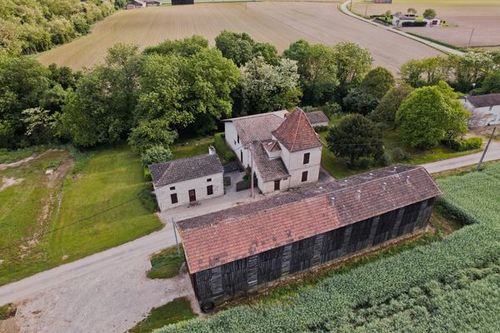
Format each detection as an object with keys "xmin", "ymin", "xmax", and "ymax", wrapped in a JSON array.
[{"xmin": 37, "ymin": 2, "xmax": 441, "ymax": 71}]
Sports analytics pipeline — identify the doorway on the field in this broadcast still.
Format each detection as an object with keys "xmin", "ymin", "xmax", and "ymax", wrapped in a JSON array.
[{"xmin": 188, "ymin": 189, "xmax": 196, "ymax": 202}]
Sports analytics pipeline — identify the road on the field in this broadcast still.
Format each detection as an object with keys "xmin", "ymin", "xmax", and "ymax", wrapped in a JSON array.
[{"xmin": 0, "ymin": 141, "xmax": 499, "ymax": 332}]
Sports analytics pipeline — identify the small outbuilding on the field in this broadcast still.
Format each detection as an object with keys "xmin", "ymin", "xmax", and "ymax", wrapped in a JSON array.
[
  {"xmin": 149, "ymin": 149, "xmax": 224, "ymax": 211},
  {"xmin": 178, "ymin": 165, "xmax": 442, "ymax": 311},
  {"xmin": 463, "ymin": 93, "xmax": 500, "ymax": 127},
  {"xmin": 305, "ymin": 110, "xmax": 329, "ymax": 128}
]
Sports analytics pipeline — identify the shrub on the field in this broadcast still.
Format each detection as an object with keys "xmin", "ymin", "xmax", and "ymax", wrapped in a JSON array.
[
  {"xmin": 0, "ymin": 303, "xmax": 16, "ymax": 320},
  {"xmin": 445, "ymin": 137, "xmax": 482, "ymax": 152},
  {"xmin": 141, "ymin": 145, "xmax": 172, "ymax": 166},
  {"xmin": 322, "ymin": 101, "xmax": 342, "ymax": 117},
  {"xmin": 214, "ymin": 133, "xmax": 237, "ymax": 163},
  {"xmin": 137, "ymin": 187, "xmax": 158, "ymax": 213},
  {"xmin": 391, "ymin": 148, "xmax": 410, "ymax": 162},
  {"xmin": 314, "ymin": 125, "xmax": 329, "ymax": 132}
]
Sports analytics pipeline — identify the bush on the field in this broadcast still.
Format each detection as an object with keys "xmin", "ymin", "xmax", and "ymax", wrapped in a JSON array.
[
  {"xmin": 147, "ymin": 247, "xmax": 185, "ymax": 279},
  {"xmin": 391, "ymin": 148, "xmax": 410, "ymax": 162},
  {"xmin": 376, "ymin": 152, "xmax": 391, "ymax": 166},
  {"xmin": 138, "ymin": 187, "xmax": 158, "ymax": 213},
  {"xmin": 0, "ymin": 303, "xmax": 16, "ymax": 320},
  {"xmin": 214, "ymin": 133, "xmax": 236, "ymax": 163},
  {"xmin": 314, "ymin": 125, "xmax": 329, "ymax": 132},
  {"xmin": 322, "ymin": 101, "xmax": 342, "ymax": 117},
  {"xmin": 445, "ymin": 137, "xmax": 483, "ymax": 152},
  {"xmin": 141, "ymin": 145, "xmax": 172, "ymax": 166}
]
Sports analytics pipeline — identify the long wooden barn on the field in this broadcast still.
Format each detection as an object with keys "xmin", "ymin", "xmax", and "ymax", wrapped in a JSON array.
[{"xmin": 177, "ymin": 165, "xmax": 442, "ymax": 311}]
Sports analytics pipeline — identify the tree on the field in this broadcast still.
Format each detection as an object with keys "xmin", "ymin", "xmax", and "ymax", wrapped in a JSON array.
[
  {"xmin": 331, "ymin": 42, "xmax": 373, "ymax": 100},
  {"xmin": 143, "ymin": 35, "xmax": 208, "ymax": 57},
  {"xmin": 370, "ymin": 83, "xmax": 414, "ymax": 126},
  {"xmin": 358, "ymin": 67, "xmax": 395, "ymax": 100},
  {"xmin": 400, "ymin": 56, "xmax": 452, "ymax": 87},
  {"xmin": 215, "ymin": 31, "xmax": 279, "ymax": 66},
  {"xmin": 342, "ymin": 89, "xmax": 378, "ymax": 115},
  {"xmin": 22, "ymin": 107, "xmax": 58, "ymax": 145},
  {"xmin": 327, "ymin": 114, "xmax": 383, "ymax": 167},
  {"xmin": 0, "ymin": 56, "xmax": 50, "ymax": 147},
  {"xmin": 128, "ymin": 119, "xmax": 177, "ymax": 154},
  {"xmin": 473, "ymin": 70, "xmax": 500, "ymax": 94},
  {"xmin": 423, "ymin": 8, "xmax": 437, "ymax": 19},
  {"xmin": 238, "ymin": 57, "xmax": 301, "ymax": 115},
  {"xmin": 450, "ymin": 52, "xmax": 494, "ymax": 93},
  {"xmin": 407, "ymin": 8, "xmax": 417, "ymax": 15},
  {"xmin": 284, "ymin": 40, "xmax": 339, "ymax": 105},
  {"xmin": 396, "ymin": 81, "xmax": 469, "ymax": 149}
]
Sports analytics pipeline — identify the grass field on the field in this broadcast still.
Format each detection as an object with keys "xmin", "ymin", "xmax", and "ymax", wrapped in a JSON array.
[
  {"xmin": 0, "ymin": 146, "xmax": 162, "ymax": 286},
  {"xmin": 36, "ymin": 2, "xmax": 440, "ymax": 71},
  {"xmin": 352, "ymin": 0, "xmax": 500, "ymax": 47}
]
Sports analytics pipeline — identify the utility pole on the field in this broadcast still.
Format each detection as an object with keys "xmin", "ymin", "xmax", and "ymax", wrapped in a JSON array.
[
  {"xmin": 172, "ymin": 218, "xmax": 180, "ymax": 255},
  {"xmin": 476, "ymin": 126, "xmax": 496, "ymax": 171},
  {"xmin": 467, "ymin": 28, "xmax": 475, "ymax": 48}
]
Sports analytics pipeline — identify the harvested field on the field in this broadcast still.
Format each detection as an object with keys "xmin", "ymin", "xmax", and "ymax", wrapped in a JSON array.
[
  {"xmin": 37, "ymin": 2, "xmax": 441, "ymax": 71},
  {"xmin": 352, "ymin": 0, "xmax": 500, "ymax": 47}
]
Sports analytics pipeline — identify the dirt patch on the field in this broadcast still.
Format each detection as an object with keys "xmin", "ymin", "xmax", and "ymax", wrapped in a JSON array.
[
  {"xmin": 19, "ymin": 156, "xmax": 75, "ymax": 258},
  {"xmin": 0, "ymin": 149, "xmax": 65, "ymax": 171},
  {"xmin": 0, "ymin": 318, "xmax": 20, "ymax": 333},
  {"xmin": 0, "ymin": 177, "xmax": 23, "ymax": 192}
]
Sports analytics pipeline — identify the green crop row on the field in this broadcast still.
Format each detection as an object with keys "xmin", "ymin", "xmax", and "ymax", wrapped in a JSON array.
[{"xmin": 157, "ymin": 163, "xmax": 500, "ymax": 332}]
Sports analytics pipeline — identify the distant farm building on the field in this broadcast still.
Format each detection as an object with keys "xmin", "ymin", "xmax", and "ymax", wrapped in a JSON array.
[
  {"xmin": 149, "ymin": 148, "xmax": 224, "ymax": 211},
  {"xmin": 178, "ymin": 165, "xmax": 442, "ymax": 311},
  {"xmin": 392, "ymin": 13, "xmax": 441, "ymax": 27},
  {"xmin": 463, "ymin": 93, "xmax": 500, "ymax": 127},
  {"xmin": 373, "ymin": 0, "xmax": 392, "ymax": 3},
  {"xmin": 126, "ymin": 0, "xmax": 160, "ymax": 9}
]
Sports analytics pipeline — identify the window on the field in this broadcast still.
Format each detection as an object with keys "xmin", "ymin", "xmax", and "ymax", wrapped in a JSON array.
[
  {"xmin": 301, "ymin": 171, "xmax": 308, "ymax": 182},
  {"xmin": 237, "ymin": 135, "xmax": 240, "ymax": 143},
  {"xmin": 170, "ymin": 193, "xmax": 178, "ymax": 204},
  {"xmin": 274, "ymin": 180, "xmax": 280, "ymax": 191},
  {"xmin": 169, "ymin": 186, "xmax": 175, "ymax": 190},
  {"xmin": 303, "ymin": 152, "xmax": 310, "ymax": 164},
  {"xmin": 207, "ymin": 178, "xmax": 212, "ymax": 182},
  {"xmin": 240, "ymin": 151, "xmax": 243, "ymax": 163},
  {"xmin": 207, "ymin": 185, "xmax": 213, "ymax": 195}
]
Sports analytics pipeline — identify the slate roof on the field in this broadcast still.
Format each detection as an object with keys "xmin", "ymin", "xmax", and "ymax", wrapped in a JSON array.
[
  {"xmin": 149, "ymin": 154, "xmax": 223, "ymax": 187},
  {"xmin": 178, "ymin": 165, "xmax": 442, "ymax": 274},
  {"xmin": 225, "ymin": 111, "xmax": 287, "ymax": 146},
  {"xmin": 252, "ymin": 142, "xmax": 290, "ymax": 182},
  {"xmin": 467, "ymin": 94, "xmax": 500, "ymax": 108},
  {"xmin": 272, "ymin": 108, "xmax": 323, "ymax": 152},
  {"xmin": 306, "ymin": 111, "xmax": 329, "ymax": 125}
]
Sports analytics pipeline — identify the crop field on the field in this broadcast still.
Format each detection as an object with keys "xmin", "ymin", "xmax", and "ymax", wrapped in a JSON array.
[
  {"xmin": 352, "ymin": 0, "xmax": 500, "ymax": 47},
  {"xmin": 37, "ymin": 2, "xmax": 440, "ymax": 71},
  {"xmin": 158, "ymin": 162, "xmax": 500, "ymax": 332}
]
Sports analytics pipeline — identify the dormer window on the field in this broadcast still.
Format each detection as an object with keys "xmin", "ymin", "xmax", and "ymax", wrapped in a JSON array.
[{"xmin": 303, "ymin": 153, "xmax": 310, "ymax": 164}]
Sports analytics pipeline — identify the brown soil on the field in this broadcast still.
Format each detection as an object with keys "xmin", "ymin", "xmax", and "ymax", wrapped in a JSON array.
[{"xmin": 37, "ymin": 2, "xmax": 440, "ymax": 71}]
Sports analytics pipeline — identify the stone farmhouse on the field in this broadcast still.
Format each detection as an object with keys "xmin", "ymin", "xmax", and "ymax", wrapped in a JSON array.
[
  {"xmin": 178, "ymin": 165, "xmax": 442, "ymax": 311},
  {"xmin": 149, "ymin": 149, "xmax": 224, "ymax": 211},
  {"xmin": 463, "ymin": 93, "xmax": 500, "ymax": 127},
  {"xmin": 223, "ymin": 108, "xmax": 324, "ymax": 194}
]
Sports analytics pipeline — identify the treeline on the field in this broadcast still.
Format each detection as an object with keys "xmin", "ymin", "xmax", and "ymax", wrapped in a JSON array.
[
  {"xmin": 0, "ymin": 0, "xmax": 118, "ymax": 55},
  {"xmin": 1, "ymin": 31, "xmax": 500, "ymax": 166}
]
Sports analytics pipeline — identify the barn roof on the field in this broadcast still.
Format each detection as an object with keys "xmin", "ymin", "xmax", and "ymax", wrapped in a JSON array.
[
  {"xmin": 178, "ymin": 165, "xmax": 442, "ymax": 274},
  {"xmin": 305, "ymin": 111, "xmax": 329, "ymax": 125},
  {"xmin": 149, "ymin": 154, "xmax": 223, "ymax": 187},
  {"xmin": 467, "ymin": 93, "xmax": 500, "ymax": 108},
  {"xmin": 272, "ymin": 108, "xmax": 323, "ymax": 152}
]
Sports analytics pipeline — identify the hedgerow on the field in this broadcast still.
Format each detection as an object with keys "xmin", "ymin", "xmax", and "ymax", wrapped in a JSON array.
[{"xmin": 156, "ymin": 163, "xmax": 500, "ymax": 333}]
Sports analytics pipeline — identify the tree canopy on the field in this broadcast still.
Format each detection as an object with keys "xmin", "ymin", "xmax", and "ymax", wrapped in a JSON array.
[
  {"xmin": 238, "ymin": 56, "xmax": 301, "ymax": 115},
  {"xmin": 215, "ymin": 31, "xmax": 279, "ymax": 66},
  {"xmin": 370, "ymin": 83, "xmax": 414, "ymax": 126},
  {"xmin": 396, "ymin": 81, "xmax": 469, "ymax": 149},
  {"xmin": 327, "ymin": 114, "xmax": 383, "ymax": 166}
]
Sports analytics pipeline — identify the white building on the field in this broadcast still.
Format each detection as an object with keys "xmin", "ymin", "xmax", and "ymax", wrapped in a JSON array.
[
  {"xmin": 149, "ymin": 149, "xmax": 224, "ymax": 211},
  {"xmin": 224, "ymin": 108, "xmax": 323, "ymax": 194},
  {"xmin": 463, "ymin": 93, "xmax": 500, "ymax": 127}
]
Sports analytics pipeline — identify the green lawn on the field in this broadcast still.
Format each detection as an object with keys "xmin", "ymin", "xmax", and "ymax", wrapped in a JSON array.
[
  {"xmin": 171, "ymin": 133, "xmax": 235, "ymax": 164},
  {"xmin": 319, "ymin": 128, "xmax": 481, "ymax": 179},
  {"xmin": 0, "ymin": 145, "xmax": 162, "ymax": 285},
  {"xmin": 129, "ymin": 297, "xmax": 196, "ymax": 333},
  {"xmin": 0, "ymin": 145, "xmax": 48, "ymax": 164},
  {"xmin": 147, "ymin": 246, "xmax": 185, "ymax": 279}
]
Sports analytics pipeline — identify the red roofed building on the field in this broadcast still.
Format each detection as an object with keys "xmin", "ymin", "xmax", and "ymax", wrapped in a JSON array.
[
  {"xmin": 178, "ymin": 165, "xmax": 442, "ymax": 311},
  {"xmin": 223, "ymin": 108, "xmax": 323, "ymax": 194}
]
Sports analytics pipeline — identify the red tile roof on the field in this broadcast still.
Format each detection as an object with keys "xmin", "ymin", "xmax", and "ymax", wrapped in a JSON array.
[
  {"xmin": 178, "ymin": 166, "xmax": 442, "ymax": 274},
  {"xmin": 272, "ymin": 108, "xmax": 323, "ymax": 152}
]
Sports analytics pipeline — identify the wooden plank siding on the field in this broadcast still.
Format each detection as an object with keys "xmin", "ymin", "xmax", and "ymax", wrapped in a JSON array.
[{"xmin": 192, "ymin": 198, "xmax": 435, "ymax": 309}]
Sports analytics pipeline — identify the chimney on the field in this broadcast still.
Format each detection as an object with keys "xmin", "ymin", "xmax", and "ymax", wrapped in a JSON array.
[{"xmin": 208, "ymin": 146, "xmax": 216, "ymax": 155}]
